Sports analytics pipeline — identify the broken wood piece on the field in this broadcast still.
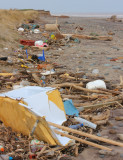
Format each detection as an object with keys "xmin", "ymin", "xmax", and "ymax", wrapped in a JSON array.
[
  {"xmin": 91, "ymin": 110, "xmax": 110, "ymax": 122},
  {"xmin": 45, "ymin": 24, "xmax": 60, "ymax": 31},
  {"xmin": 0, "ymin": 73, "xmax": 14, "ymax": 77},
  {"xmin": 62, "ymin": 94, "xmax": 105, "ymax": 101},
  {"xmin": 62, "ymin": 34, "xmax": 113, "ymax": 41},
  {"xmin": 83, "ymin": 101, "xmax": 118, "ymax": 110},
  {"xmin": 59, "ymin": 74, "xmax": 89, "ymax": 82},
  {"xmin": 75, "ymin": 144, "xmax": 79, "ymax": 157},
  {"xmin": 98, "ymin": 88, "xmax": 120, "ymax": 95},
  {"xmin": 32, "ymin": 73, "xmax": 41, "ymax": 86},
  {"xmin": 51, "ymin": 82, "xmax": 83, "ymax": 88},
  {"xmin": 37, "ymin": 145, "xmax": 47, "ymax": 157},
  {"xmin": 54, "ymin": 129, "xmax": 112, "ymax": 151},
  {"xmin": 115, "ymin": 116, "xmax": 123, "ymax": 121},
  {"xmin": 74, "ymin": 103, "xmax": 84, "ymax": 107},
  {"xmin": 62, "ymin": 94, "xmax": 81, "ymax": 99},
  {"xmin": 94, "ymin": 119, "xmax": 109, "ymax": 125},
  {"xmin": 51, "ymin": 83, "xmax": 111, "ymax": 95},
  {"xmin": 120, "ymin": 76, "xmax": 123, "ymax": 87},
  {"xmin": 48, "ymin": 121, "xmax": 123, "ymax": 147},
  {"xmin": 115, "ymin": 101, "xmax": 123, "ymax": 108}
]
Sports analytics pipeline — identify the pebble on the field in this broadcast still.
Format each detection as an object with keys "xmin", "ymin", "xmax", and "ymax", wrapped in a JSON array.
[
  {"xmin": 109, "ymin": 129, "xmax": 117, "ymax": 134},
  {"xmin": 104, "ymin": 73, "xmax": 109, "ymax": 76},
  {"xmin": 99, "ymin": 155, "xmax": 105, "ymax": 158},
  {"xmin": 118, "ymin": 124, "xmax": 123, "ymax": 127},
  {"xmin": 97, "ymin": 133, "xmax": 101, "ymax": 137},
  {"xmin": 117, "ymin": 134, "xmax": 123, "ymax": 141},
  {"xmin": 99, "ymin": 150, "xmax": 107, "ymax": 155},
  {"xmin": 104, "ymin": 64, "xmax": 111, "ymax": 67},
  {"xmin": 90, "ymin": 63, "xmax": 96, "ymax": 66},
  {"xmin": 92, "ymin": 69, "xmax": 99, "ymax": 74},
  {"xmin": 111, "ymin": 46, "xmax": 120, "ymax": 50},
  {"xmin": 106, "ymin": 57, "xmax": 113, "ymax": 60},
  {"xmin": 112, "ymin": 66, "xmax": 121, "ymax": 69},
  {"xmin": 120, "ymin": 154, "xmax": 123, "ymax": 158},
  {"xmin": 112, "ymin": 126, "xmax": 118, "ymax": 129},
  {"xmin": 99, "ymin": 150, "xmax": 117, "ymax": 156},
  {"xmin": 83, "ymin": 75, "xmax": 87, "ymax": 79}
]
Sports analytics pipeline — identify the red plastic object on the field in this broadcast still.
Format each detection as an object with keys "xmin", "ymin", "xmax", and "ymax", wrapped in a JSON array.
[
  {"xmin": 20, "ymin": 40, "xmax": 35, "ymax": 46},
  {"xmin": 29, "ymin": 153, "xmax": 36, "ymax": 159},
  {"xmin": 110, "ymin": 58, "xmax": 118, "ymax": 61}
]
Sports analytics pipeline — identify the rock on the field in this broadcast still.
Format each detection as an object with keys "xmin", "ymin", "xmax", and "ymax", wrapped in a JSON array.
[
  {"xmin": 117, "ymin": 134, "xmax": 123, "ymax": 141},
  {"xmin": 90, "ymin": 63, "xmax": 96, "ymax": 66},
  {"xmin": 112, "ymin": 66, "xmax": 121, "ymax": 69},
  {"xmin": 97, "ymin": 133, "xmax": 101, "ymax": 137},
  {"xmin": 112, "ymin": 126, "xmax": 118, "ymax": 129},
  {"xmin": 99, "ymin": 150, "xmax": 107, "ymax": 155},
  {"xmin": 111, "ymin": 46, "xmax": 120, "ymax": 50},
  {"xmin": 99, "ymin": 150, "xmax": 117, "ymax": 156},
  {"xmin": 109, "ymin": 129, "xmax": 117, "ymax": 134},
  {"xmin": 120, "ymin": 154, "xmax": 123, "ymax": 158},
  {"xmin": 118, "ymin": 124, "xmax": 123, "ymax": 127},
  {"xmin": 109, "ymin": 151, "xmax": 117, "ymax": 156},
  {"xmin": 99, "ymin": 155, "xmax": 105, "ymax": 158},
  {"xmin": 92, "ymin": 69, "xmax": 99, "ymax": 74},
  {"xmin": 104, "ymin": 64, "xmax": 111, "ymax": 67},
  {"xmin": 106, "ymin": 57, "xmax": 113, "ymax": 60},
  {"xmin": 104, "ymin": 73, "xmax": 109, "ymax": 76}
]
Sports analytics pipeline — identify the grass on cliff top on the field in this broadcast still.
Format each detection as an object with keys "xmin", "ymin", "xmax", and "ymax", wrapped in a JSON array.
[{"xmin": 0, "ymin": 9, "xmax": 39, "ymax": 48}]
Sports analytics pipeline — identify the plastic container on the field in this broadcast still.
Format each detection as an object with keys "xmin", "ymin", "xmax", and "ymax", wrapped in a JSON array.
[
  {"xmin": 18, "ymin": 28, "xmax": 24, "ymax": 32},
  {"xmin": 0, "ymin": 155, "xmax": 13, "ymax": 160},
  {"xmin": 74, "ymin": 117, "xmax": 97, "ymax": 129},
  {"xmin": 35, "ymin": 40, "xmax": 43, "ymax": 47},
  {"xmin": 0, "ymin": 145, "xmax": 4, "ymax": 152},
  {"xmin": 69, "ymin": 123, "xmax": 83, "ymax": 129},
  {"xmin": 34, "ymin": 29, "xmax": 40, "ymax": 34},
  {"xmin": 86, "ymin": 80, "xmax": 106, "ymax": 90}
]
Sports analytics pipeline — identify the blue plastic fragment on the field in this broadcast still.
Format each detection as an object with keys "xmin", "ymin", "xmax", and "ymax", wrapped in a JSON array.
[
  {"xmin": 26, "ymin": 49, "xmax": 28, "ymax": 59},
  {"xmin": 38, "ymin": 50, "xmax": 45, "ymax": 61},
  {"xmin": 63, "ymin": 99, "xmax": 79, "ymax": 117}
]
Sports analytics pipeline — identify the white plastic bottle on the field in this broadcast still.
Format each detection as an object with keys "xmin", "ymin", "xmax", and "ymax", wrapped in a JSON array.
[{"xmin": 74, "ymin": 117, "xmax": 97, "ymax": 129}]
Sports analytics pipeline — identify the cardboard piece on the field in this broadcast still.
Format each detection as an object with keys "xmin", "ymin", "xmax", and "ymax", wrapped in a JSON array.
[{"xmin": 0, "ymin": 86, "xmax": 71, "ymax": 146}]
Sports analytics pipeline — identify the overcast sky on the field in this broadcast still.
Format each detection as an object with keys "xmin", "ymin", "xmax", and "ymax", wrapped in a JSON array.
[{"xmin": 0, "ymin": 0, "xmax": 123, "ymax": 14}]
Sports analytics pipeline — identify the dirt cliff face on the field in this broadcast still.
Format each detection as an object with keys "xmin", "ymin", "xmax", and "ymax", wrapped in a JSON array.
[{"xmin": 38, "ymin": 10, "xmax": 51, "ymax": 16}]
